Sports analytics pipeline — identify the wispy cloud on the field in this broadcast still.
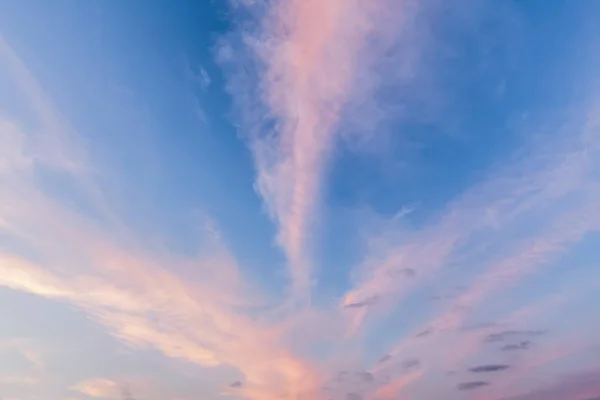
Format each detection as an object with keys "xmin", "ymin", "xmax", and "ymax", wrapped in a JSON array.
[
  {"xmin": 3, "ymin": 2, "xmax": 600, "ymax": 399},
  {"xmin": 0, "ymin": 339, "xmax": 44, "ymax": 388},
  {"xmin": 0, "ymin": 37, "xmax": 322, "ymax": 400},
  {"xmin": 70, "ymin": 377, "xmax": 185, "ymax": 400},
  {"xmin": 217, "ymin": 0, "xmax": 419, "ymax": 298},
  {"xmin": 72, "ymin": 378, "xmax": 120, "ymax": 399},
  {"xmin": 0, "ymin": 35, "xmax": 86, "ymax": 173},
  {"xmin": 343, "ymin": 100, "xmax": 600, "ymax": 331},
  {"xmin": 330, "ymin": 93, "xmax": 600, "ymax": 399},
  {"xmin": 0, "ymin": 149, "xmax": 321, "ymax": 399},
  {"xmin": 368, "ymin": 368, "xmax": 422, "ymax": 400}
]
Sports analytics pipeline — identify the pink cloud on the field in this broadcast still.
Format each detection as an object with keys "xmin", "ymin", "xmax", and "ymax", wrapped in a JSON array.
[
  {"xmin": 368, "ymin": 369, "xmax": 422, "ymax": 400},
  {"xmin": 0, "ymin": 38, "xmax": 324, "ymax": 400},
  {"xmin": 3, "ymin": 6, "xmax": 600, "ymax": 400},
  {"xmin": 71, "ymin": 378, "xmax": 120, "ymax": 399},
  {"xmin": 219, "ymin": 0, "xmax": 417, "ymax": 298}
]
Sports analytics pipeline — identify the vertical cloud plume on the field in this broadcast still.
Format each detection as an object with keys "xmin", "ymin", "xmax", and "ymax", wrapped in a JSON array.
[{"xmin": 218, "ymin": 0, "xmax": 415, "ymax": 297}]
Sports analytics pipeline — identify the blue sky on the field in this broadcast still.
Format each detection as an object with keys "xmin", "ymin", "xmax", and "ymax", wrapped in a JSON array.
[{"xmin": 1, "ymin": 1, "xmax": 600, "ymax": 399}]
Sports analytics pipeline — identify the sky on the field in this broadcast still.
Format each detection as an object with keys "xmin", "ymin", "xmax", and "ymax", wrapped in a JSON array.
[{"xmin": 1, "ymin": 0, "xmax": 600, "ymax": 399}]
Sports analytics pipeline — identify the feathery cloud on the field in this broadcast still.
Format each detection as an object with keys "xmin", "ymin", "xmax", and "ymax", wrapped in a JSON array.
[
  {"xmin": 0, "ymin": 37, "xmax": 322, "ymax": 400},
  {"xmin": 343, "ymin": 101, "xmax": 600, "ymax": 331},
  {"xmin": 217, "ymin": 0, "xmax": 419, "ymax": 298}
]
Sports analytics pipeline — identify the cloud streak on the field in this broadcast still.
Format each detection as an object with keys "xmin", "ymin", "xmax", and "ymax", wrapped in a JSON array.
[
  {"xmin": 218, "ymin": 0, "xmax": 417, "ymax": 298},
  {"xmin": 0, "ymin": 37, "xmax": 323, "ymax": 400},
  {"xmin": 368, "ymin": 369, "xmax": 422, "ymax": 400},
  {"xmin": 343, "ymin": 99, "xmax": 600, "ymax": 332}
]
